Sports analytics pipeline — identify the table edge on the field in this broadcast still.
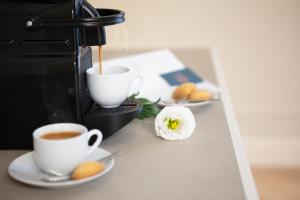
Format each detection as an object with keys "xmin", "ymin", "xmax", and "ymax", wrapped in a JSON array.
[{"xmin": 209, "ymin": 48, "xmax": 260, "ymax": 200}]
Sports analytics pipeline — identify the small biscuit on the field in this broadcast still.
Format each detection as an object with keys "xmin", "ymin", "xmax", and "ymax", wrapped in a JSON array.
[
  {"xmin": 71, "ymin": 162, "xmax": 105, "ymax": 180},
  {"xmin": 172, "ymin": 82, "xmax": 196, "ymax": 100},
  {"xmin": 188, "ymin": 90, "xmax": 212, "ymax": 101}
]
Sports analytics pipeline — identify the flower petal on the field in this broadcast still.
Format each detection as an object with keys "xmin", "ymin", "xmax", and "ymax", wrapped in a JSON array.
[{"xmin": 155, "ymin": 106, "xmax": 196, "ymax": 140}]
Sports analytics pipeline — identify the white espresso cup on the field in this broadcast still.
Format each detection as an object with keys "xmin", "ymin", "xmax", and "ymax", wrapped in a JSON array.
[
  {"xmin": 33, "ymin": 123, "xmax": 103, "ymax": 176},
  {"xmin": 86, "ymin": 66, "xmax": 142, "ymax": 108}
]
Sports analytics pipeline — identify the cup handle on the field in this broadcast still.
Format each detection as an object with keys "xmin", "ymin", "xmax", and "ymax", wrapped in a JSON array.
[
  {"xmin": 128, "ymin": 76, "xmax": 143, "ymax": 96},
  {"xmin": 86, "ymin": 129, "xmax": 103, "ymax": 157}
]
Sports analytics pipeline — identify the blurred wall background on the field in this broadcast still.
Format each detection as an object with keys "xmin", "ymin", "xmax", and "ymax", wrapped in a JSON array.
[{"xmin": 89, "ymin": 0, "xmax": 300, "ymax": 167}]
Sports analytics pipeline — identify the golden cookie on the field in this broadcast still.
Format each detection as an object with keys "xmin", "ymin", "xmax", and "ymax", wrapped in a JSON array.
[
  {"xmin": 188, "ymin": 90, "xmax": 212, "ymax": 101},
  {"xmin": 172, "ymin": 82, "xmax": 196, "ymax": 100},
  {"xmin": 71, "ymin": 162, "xmax": 105, "ymax": 180}
]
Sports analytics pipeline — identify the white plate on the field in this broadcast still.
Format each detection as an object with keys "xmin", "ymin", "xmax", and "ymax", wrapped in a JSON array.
[
  {"xmin": 155, "ymin": 82, "xmax": 221, "ymax": 107},
  {"xmin": 8, "ymin": 148, "xmax": 114, "ymax": 189}
]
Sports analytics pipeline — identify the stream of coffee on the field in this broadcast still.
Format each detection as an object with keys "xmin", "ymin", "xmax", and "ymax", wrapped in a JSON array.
[{"xmin": 98, "ymin": 45, "xmax": 103, "ymax": 74}]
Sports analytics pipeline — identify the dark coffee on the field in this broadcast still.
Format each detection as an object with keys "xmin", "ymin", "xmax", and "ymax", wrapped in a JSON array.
[{"xmin": 41, "ymin": 131, "xmax": 81, "ymax": 140}]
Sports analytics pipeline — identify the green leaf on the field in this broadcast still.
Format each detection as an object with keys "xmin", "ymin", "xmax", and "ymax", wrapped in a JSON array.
[{"xmin": 130, "ymin": 95, "xmax": 161, "ymax": 120}]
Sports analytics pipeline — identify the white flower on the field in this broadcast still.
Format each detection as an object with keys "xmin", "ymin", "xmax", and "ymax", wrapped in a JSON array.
[{"xmin": 155, "ymin": 106, "xmax": 196, "ymax": 140}]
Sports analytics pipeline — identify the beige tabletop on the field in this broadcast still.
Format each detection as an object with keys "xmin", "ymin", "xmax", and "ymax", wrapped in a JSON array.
[{"xmin": 0, "ymin": 49, "xmax": 258, "ymax": 200}]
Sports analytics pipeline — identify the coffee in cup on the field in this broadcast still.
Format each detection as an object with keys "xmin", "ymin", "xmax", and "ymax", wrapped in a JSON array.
[
  {"xmin": 40, "ymin": 131, "xmax": 81, "ymax": 140},
  {"xmin": 33, "ymin": 123, "xmax": 103, "ymax": 176}
]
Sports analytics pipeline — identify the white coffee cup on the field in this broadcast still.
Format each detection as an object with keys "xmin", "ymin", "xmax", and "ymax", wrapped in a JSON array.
[
  {"xmin": 86, "ymin": 66, "xmax": 142, "ymax": 108},
  {"xmin": 33, "ymin": 123, "xmax": 103, "ymax": 176}
]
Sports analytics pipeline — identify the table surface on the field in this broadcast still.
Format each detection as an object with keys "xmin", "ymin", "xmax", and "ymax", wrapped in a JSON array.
[{"xmin": 0, "ymin": 49, "xmax": 258, "ymax": 200}]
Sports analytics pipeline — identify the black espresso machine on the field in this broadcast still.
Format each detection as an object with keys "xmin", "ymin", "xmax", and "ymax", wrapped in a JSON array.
[{"xmin": 0, "ymin": 0, "xmax": 141, "ymax": 149}]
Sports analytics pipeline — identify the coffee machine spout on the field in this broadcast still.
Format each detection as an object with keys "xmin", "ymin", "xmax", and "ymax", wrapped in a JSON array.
[{"xmin": 80, "ymin": 1, "xmax": 107, "ymax": 46}]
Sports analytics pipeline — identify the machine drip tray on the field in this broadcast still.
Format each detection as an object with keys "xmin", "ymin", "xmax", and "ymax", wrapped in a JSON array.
[
  {"xmin": 83, "ymin": 99, "xmax": 142, "ymax": 139},
  {"xmin": 87, "ymin": 99, "xmax": 140, "ymax": 115}
]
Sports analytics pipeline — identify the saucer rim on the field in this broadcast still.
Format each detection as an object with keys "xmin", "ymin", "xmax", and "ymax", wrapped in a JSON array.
[
  {"xmin": 158, "ymin": 90, "xmax": 220, "ymax": 107},
  {"xmin": 8, "ymin": 147, "xmax": 114, "ymax": 188}
]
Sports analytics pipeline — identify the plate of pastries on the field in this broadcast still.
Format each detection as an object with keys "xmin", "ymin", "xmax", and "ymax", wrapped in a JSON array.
[{"xmin": 158, "ymin": 82, "xmax": 220, "ymax": 107}]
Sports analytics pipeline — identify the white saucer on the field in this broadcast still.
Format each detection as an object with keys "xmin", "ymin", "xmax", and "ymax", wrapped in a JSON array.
[
  {"xmin": 8, "ymin": 148, "xmax": 115, "ymax": 189},
  {"xmin": 141, "ymin": 81, "xmax": 221, "ymax": 107},
  {"xmin": 157, "ymin": 87, "xmax": 220, "ymax": 107}
]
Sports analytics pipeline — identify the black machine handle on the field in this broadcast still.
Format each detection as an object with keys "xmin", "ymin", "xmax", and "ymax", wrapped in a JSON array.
[{"xmin": 25, "ymin": 8, "xmax": 125, "ymax": 30}]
